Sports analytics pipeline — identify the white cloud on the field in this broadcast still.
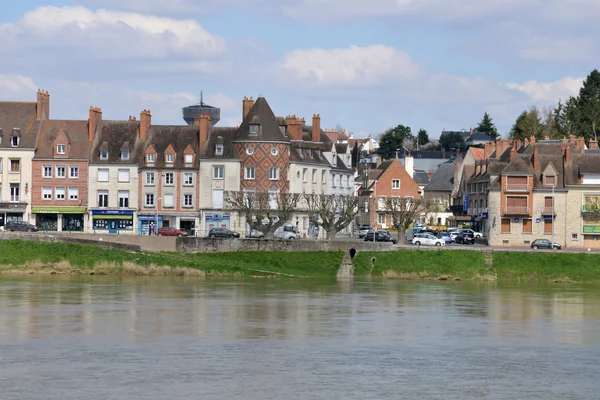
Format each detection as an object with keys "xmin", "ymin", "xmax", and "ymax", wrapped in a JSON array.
[
  {"xmin": 0, "ymin": 75, "xmax": 38, "ymax": 98},
  {"xmin": 279, "ymin": 45, "xmax": 420, "ymax": 87},
  {"xmin": 505, "ymin": 77, "xmax": 583, "ymax": 102}
]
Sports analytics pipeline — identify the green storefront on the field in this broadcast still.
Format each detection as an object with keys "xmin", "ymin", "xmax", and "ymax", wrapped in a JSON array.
[{"xmin": 32, "ymin": 207, "xmax": 87, "ymax": 232}]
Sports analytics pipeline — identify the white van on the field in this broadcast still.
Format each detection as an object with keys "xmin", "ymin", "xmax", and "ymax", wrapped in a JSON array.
[{"xmin": 274, "ymin": 223, "xmax": 299, "ymax": 240}]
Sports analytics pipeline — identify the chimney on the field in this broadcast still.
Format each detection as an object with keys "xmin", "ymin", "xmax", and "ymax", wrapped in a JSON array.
[
  {"xmin": 312, "ymin": 114, "xmax": 321, "ymax": 143},
  {"xmin": 495, "ymin": 139, "xmax": 502, "ymax": 157},
  {"xmin": 569, "ymin": 134, "xmax": 575, "ymax": 144},
  {"xmin": 36, "ymin": 89, "xmax": 50, "ymax": 120},
  {"xmin": 512, "ymin": 139, "xmax": 519, "ymax": 151},
  {"xmin": 453, "ymin": 159, "xmax": 461, "ymax": 185},
  {"xmin": 577, "ymin": 136, "xmax": 585, "ymax": 151},
  {"xmin": 530, "ymin": 135, "xmax": 536, "ymax": 144},
  {"xmin": 140, "ymin": 109, "xmax": 151, "ymax": 141},
  {"xmin": 441, "ymin": 147, "xmax": 446, "ymax": 159},
  {"xmin": 456, "ymin": 148, "xmax": 461, "ymax": 157},
  {"xmin": 589, "ymin": 139, "xmax": 599, "ymax": 150},
  {"xmin": 199, "ymin": 114, "xmax": 211, "ymax": 150},
  {"xmin": 524, "ymin": 138, "xmax": 529, "ymax": 147},
  {"xmin": 427, "ymin": 170, "xmax": 433, "ymax": 179},
  {"xmin": 510, "ymin": 146, "xmax": 517, "ymax": 161},
  {"xmin": 565, "ymin": 145, "xmax": 571, "ymax": 163},
  {"xmin": 285, "ymin": 115, "xmax": 304, "ymax": 141},
  {"xmin": 533, "ymin": 147, "xmax": 539, "ymax": 170},
  {"xmin": 242, "ymin": 96, "xmax": 254, "ymax": 120},
  {"xmin": 405, "ymin": 153, "xmax": 414, "ymax": 179},
  {"xmin": 484, "ymin": 143, "xmax": 490, "ymax": 159},
  {"xmin": 88, "ymin": 106, "xmax": 102, "ymax": 142},
  {"xmin": 544, "ymin": 135, "xmax": 550, "ymax": 140}
]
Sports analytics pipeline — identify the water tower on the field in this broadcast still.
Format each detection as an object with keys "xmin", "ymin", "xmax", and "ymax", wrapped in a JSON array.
[{"xmin": 182, "ymin": 92, "xmax": 220, "ymax": 126}]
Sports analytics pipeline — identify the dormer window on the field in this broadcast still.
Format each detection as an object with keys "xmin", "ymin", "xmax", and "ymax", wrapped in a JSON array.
[
  {"xmin": 184, "ymin": 154, "xmax": 193, "ymax": 165},
  {"xmin": 147, "ymin": 153, "xmax": 155, "ymax": 164},
  {"xmin": 11, "ymin": 136, "xmax": 19, "ymax": 147},
  {"xmin": 57, "ymin": 144, "xmax": 66, "ymax": 154},
  {"xmin": 99, "ymin": 150, "xmax": 108, "ymax": 160},
  {"xmin": 215, "ymin": 144, "xmax": 224, "ymax": 156},
  {"xmin": 121, "ymin": 150, "xmax": 129, "ymax": 160},
  {"xmin": 544, "ymin": 175, "xmax": 556, "ymax": 186},
  {"xmin": 249, "ymin": 124, "xmax": 259, "ymax": 135},
  {"xmin": 166, "ymin": 153, "xmax": 174, "ymax": 164}
]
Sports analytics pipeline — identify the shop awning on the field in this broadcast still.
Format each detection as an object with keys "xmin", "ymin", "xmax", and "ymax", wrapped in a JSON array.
[
  {"xmin": 92, "ymin": 214, "xmax": 133, "ymax": 220},
  {"xmin": 32, "ymin": 207, "xmax": 87, "ymax": 214}
]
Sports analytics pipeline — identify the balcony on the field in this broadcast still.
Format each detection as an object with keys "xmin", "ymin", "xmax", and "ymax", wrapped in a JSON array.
[
  {"xmin": 505, "ymin": 183, "xmax": 530, "ymax": 192},
  {"xmin": 504, "ymin": 206, "xmax": 529, "ymax": 216}
]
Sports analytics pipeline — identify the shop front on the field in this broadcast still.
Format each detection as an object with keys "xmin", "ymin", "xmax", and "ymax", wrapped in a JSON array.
[
  {"xmin": 137, "ymin": 214, "xmax": 163, "ymax": 236},
  {"xmin": 204, "ymin": 213, "xmax": 230, "ymax": 236},
  {"xmin": 92, "ymin": 210, "xmax": 134, "ymax": 234},
  {"xmin": 32, "ymin": 207, "xmax": 87, "ymax": 232},
  {"xmin": 583, "ymin": 225, "xmax": 600, "ymax": 249},
  {"xmin": 0, "ymin": 202, "xmax": 28, "ymax": 228}
]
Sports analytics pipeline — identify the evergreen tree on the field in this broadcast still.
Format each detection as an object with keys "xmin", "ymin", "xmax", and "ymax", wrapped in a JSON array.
[
  {"xmin": 509, "ymin": 106, "xmax": 544, "ymax": 141},
  {"xmin": 377, "ymin": 124, "xmax": 413, "ymax": 159},
  {"xmin": 476, "ymin": 112, "xmax": 499, "ymax": 140},
  {"xmin": 575, "ymin": 69, "xmax": 600, "ymax": 140},
  {"xmin": 416, "ymin": 129, "xmax": 429, "ymax": 149},
  {"xmin": 439, "ymin": 132, "xmax": 466, "ymax": 152}
]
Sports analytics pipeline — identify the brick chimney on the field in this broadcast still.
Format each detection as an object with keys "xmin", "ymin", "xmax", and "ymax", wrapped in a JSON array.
[
  {"xmin": 285, "ymin": 115, "xmax": 304, "ymax": 141},
  {"xmin": 533, "ymin": 147, "xmax": 539, "ymax": 170},
  {"xmin": 577, "ymin": 136, "xmax": 585, "ymax": 151},
  {"xmin": 199, "ymin": 114, "xmax": 211, "ymax": 149},
  {"xmin": 589, "ymin": 139, "xmax": 599, "ymax": 150},
  {"xmin": 569, "ymin": 134, "xmax": 575, "ymax": 144},
  {"xmin": 565, "ymin": 144, "xmax": 571, "ymax": 163},
  {"xmin": 494, "ymin": 139, "xmax": 502, "ymax": 157},
  {"xmin": 524, "ymin": 138, "xmax": 529, "ymax": 147},
  {"xmin": 312, "ymin": 114, "xmax": 321, "ymax": 143},
  {"xmin": 530, "ymin": 135, "xmax": 536, "ymax": 144},
  {"xmin": 140, "ymin": 109, "xmax": 151, "ymax": 141},
  {"xmin": 242, "ymin": 96, "xmax": 254, "ymax": 120},
  {"xmin": 88, "ymin": 106, "xmax": 102, "ymax": 142},
  {"xmin": 441, "ymin": 147, "xmax": 446, "ymax": 159},
  {"xmin": 36, "ymin": 89, "xmax": 50, "ymax": 120},
  {"xmin": 510, "ymin": 146, "xmax": 517, "ymax": 161}
]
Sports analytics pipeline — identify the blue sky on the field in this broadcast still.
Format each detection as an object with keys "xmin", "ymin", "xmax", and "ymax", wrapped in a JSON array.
[{"xmin": 0, "ymin": 1, "xmax": 596, "ymax": 139}]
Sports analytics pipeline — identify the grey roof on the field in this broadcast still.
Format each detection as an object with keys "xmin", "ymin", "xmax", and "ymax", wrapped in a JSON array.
[
  {"xmin": 465, "ymin": 131, "xmax": 493, "ymax": 143},
  {"xmin": 425, "ymin": 162, "xmax": 455, "ymax": 191},
  {"xmin": 143, "ymin": 125, "xmax": 201, "ymax": 168},
  {"xmin": 0, "ymin": 101, "xmax": 40, "ymax": 149},
  {"xmin": 201, "ymin": 127, "xmax": 239, "ymax": 159},
  {"xmin": 235, "ymin": 97, "xmax": 288, "ymax": 142},
  {"xmin": 90, "ymin": 120, "xmax": 144, "ymax": 164},
  {"xmin": 413, "ymin": 170, "xmax": 430, "ymax": 185}
]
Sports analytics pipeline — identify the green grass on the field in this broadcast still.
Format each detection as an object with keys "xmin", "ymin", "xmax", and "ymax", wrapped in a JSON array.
[{"xmin": 493, "ymin": 252, "xmax": 600, "ymax": 282}]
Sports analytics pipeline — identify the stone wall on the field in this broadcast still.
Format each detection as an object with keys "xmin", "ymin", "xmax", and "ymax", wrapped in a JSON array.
[
  {"xmin": 0, "ymin": 232, "xmax": 141, "ymax": 252},
  {"xmin": 177, "ymin": 237, "xmax": 394, "ymax": 253}
]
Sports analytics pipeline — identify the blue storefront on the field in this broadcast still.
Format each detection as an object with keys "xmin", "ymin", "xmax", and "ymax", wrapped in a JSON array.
[
  {"xmin": 138, "ymin": 214, "xmax": 163, "ymax": 236},
  {"xmin": 92, "ymin": 210, "xmax": 134, "ymax": 234},
  {"xmin": 204, "ymin": 213, "xmax": 230, "ymax": 236}
]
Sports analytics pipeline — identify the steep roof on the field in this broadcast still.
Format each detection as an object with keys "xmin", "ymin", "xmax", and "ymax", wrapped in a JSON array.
[
  {"xmin": 425, "ymin": 162, "xmax": 455, "ymax": 191},
  {"xmin": 35, "ymin": 120, "xmax": 90, "ymax": 159},
  {"xmin": 470, "ymin": 147, "xmax": 485, "ymax": 160},
  {"xmin": 502, "ymin": 154, "xmax": 535, "ymax": 175},
  {"xmin": 235, "ymin": 97, "xmax": 288, "ymax": 142},
  {"xmin": 90, "ymin": 120, "xmax": 144, "ymax": 164},
  {"xmin": 144, "ymin": 125, "xmax": 200, "ymax": 168},
  {"xmin": 201, "ymin": 127, "xmax": 239, "ymax": 159},
  {"xmin": 413, "ymin": 169, "xmax": 430, "ymax": 185},
  {"xmin": 0, "ymin": 101, "xmax": 40, "ymax": 149}
]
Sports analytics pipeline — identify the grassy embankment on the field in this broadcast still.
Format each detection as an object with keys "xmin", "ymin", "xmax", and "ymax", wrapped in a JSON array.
[{"xmin": 1, "ymin": 240, "xmax": 600, "ymax": 282}]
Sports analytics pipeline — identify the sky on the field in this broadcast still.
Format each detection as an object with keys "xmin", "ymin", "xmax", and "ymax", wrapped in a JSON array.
[{"xmin": 0, "ymin": 0, "xmax": 596, "ymax": 139}]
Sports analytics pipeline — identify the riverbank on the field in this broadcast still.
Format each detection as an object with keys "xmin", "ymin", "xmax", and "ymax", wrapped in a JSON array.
[{"xmin": 1, "ymin": 240, "xmax": 600, "ymax": 282}]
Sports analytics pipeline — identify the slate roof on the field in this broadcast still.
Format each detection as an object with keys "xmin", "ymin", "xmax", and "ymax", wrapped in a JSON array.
[
  {"xmin": 413, "ymin": 169, "xmax": 430, "ymax": 185},
  {"xmin": 0, "ymin": 101, "xmax": 40, "ymax": 149},
  {"xmin": 235, "ymin": 97, "xmax": 288, "ymax": 142},
  {"xmin": 465, "ymin": 131, "xmax": 493, "ymax": 143},
  {"xmin": 425, "ymin": 161, "xmax": 456, "ymax": 191},
  {"xmin": 90, "ymin": 121, "xmax": 144, "ymax": 164},
  {"xmin": 201, "ymin": 127, "xmax": 239, "ymax": 159},
  {"xmin": 501, "ymin": 154, "xmax": 535, "ymax": 175},
  {"xmin": 35, "ymin": 120, "xmax": 90, "ymax": 159},
  {"xmin": 144, "ymin": 125, "xmax": 201, "ymax": 168}
]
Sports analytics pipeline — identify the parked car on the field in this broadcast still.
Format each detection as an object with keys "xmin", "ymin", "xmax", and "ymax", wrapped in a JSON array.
[
  {"xmin": 437, "ymin": 232, "xmax": 453, "ymax": 244},
  {"xmin": 358, "ymin": 225, "xmax": 373, "ymax": 239},
  {"xmin": 364, "ymin": 231, "xmax": 397, "ymax": 244},
  {"xmin": 530, "ymin": 239, "xmax": 561, "ymax": 250},
  {"xmin": 247, "ymin": 229, "xmax": 265, "ymax": 239},
  {"xmin": 275, "ymin": 224, "xmax": 300, "ymax": 240},
  {"xmin": 455, "ymin": 232, "xmax": 475, "ymax": 245},
  {"xmin": 449, "ymin": 230, "xmax": 460, "ymax": 242},
  {"xmin": 157, "ymin": 227, "xmax": 188, "ymax": 237},
  {"xmin": 459, "ymin": 229, "xmax": 483, "ymax": 238},
  {"xmin": 208, "ymin": 228, "xmax": 240, "ymax": 238},
  {"xmin": 412, "ymin": 233, "xmax": 445, "ymax": 247},
  {"xmin": 4, "ymin": 221, "xmax": 39, "ymax": 232}
]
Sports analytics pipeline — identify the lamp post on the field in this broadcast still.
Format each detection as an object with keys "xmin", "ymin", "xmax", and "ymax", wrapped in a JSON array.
[
  {"xmin": 373, "ymin": 179, "xmax": 378, "ymax": 243},
  {"xmin": 552, "ymin": 184, "xmax": 555, "ymax": 251}
]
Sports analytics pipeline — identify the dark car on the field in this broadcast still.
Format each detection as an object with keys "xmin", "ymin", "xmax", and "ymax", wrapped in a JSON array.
[
  {"xmin": 530, "ymin": 239, "xmax": 561, "ymax": 250},
  {"xmin": 4, "ymin": 221, "xmax": 39, "ymax": 232},
  {"xmin": 364, "ymin": 231, "xmax": 397, "ymax": 244},
  {"xmin": 358, "ymin": 225, "xmax": 373, "ymax": 238},
  {"xmin": 157, "ymin": 227, "xmax": 189, "ymax": 237},
  {"xmin": 208, "ymin": 228, "xmax": 240, "ymax": 238},
  {"xmin": 455, "ymin": 232, "xmax": 475, "ymax": 245}
]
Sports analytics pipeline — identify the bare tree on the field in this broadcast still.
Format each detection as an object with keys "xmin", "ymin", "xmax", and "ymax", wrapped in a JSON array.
[
  {"xmin": 303, "ymin": 194, "xmax": 359, "ymax": 239},
  {"xmin": 225, "ymin": 191, "xmax": 301, "ymax": 238},
  {"xmin": 383, "ymin": 197, "xmax": 435, "ymax": 241},
  {"xmin": 402, "ymin": 137, "xmax": 415, "ymax": 152}
]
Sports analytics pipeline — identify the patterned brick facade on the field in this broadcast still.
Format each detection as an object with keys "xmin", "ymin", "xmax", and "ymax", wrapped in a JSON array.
[{"xmin": 237, "ymin": 142, "xmax": 289, "ymax": 192}]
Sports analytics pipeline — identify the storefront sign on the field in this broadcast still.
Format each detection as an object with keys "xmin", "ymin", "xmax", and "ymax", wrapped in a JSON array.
[
  {"xmin": 92, "ymin": 210, "xmax": 134, "ymax": 215},
  {"xmin": 32, "ymin": 207, "xmax": 87, "ymax": 214},
  {"xmin": 138, "ymin": 215, "xmax": 156, "ymax": 221},
  {"xmin": 205, "ymin": 214, "xmax": 230, "ymax": 220},
  {"xmin": 583, "ymin": 225, "xmax": 600, "ymax": 233},
  {"xmin": 0, "ymin": 203, "xmax": 26, "ymax": 211}
]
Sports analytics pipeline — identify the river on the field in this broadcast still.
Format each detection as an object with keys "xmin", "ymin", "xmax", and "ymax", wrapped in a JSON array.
[{"xmin": 1, "ymin": 276, "xmax": 599, "ymax": 399}]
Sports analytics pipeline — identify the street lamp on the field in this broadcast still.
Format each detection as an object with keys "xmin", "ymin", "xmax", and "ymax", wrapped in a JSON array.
[
  {"xmin": 552, "ymin": 184, "xmax": 555, "ymax": 251},
  {"xmin": 373, "ymin": 179, "xmax": 378, "ymax": 243}
]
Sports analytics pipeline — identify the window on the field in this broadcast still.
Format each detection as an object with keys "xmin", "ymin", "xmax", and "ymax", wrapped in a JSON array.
[
  {"xmin": 378, "ymin": 213, "xmax": 386, "ymax": 224},
  {"xmin": 213, "ymin": 166, "xmax": 224, "ymax": 179},
  {"xmin": 56, "ymin": 165, "xmax": 66, "ymax": 178},
  {"xmin": 303, "ymin": 168, "xmax": 308, "ymax": 183},
  {"xmin": 164, "ymin": 172, "xmax": 174, "ymax": 185},
  {"xmin": 68, "ymin": 187, "xmax": 79, "ymax": 200},
  {"xmin": 271, "ymin": 148, "xmax": 278, "ymax": 156},
  {"xmin": 145, "ymin": 172, "xmax": 155, "ymax": 185},
  {"xmin": 321, "ymin": 170, "xmax": 327, "ymax": 184},
  {"xmin": 183, "ymin": 173, "xmax": 193, "ymax": 186},
  {"xmin": 572, "ymin": 233, "xmax": 578, "ymax": 241},
  {"xmin": 121, "ymin": 150, "xmax": 129, "ymax": 160},
  {"xmin": 246, "ymin": 147, "xmax": 254, "ymax": 155},
  {"xmin": 97, "ymin": 169, "xmax": 109, "ymax": 182},
  {"xmin": 11, "ymin": 136, "xmax": 19, "ymax": 147},
  {"xmin": 10, "ymin": 184, "xmax": 19, "ymax": 202},
  {"xmin": 269, "ymin": 167, "xmax": 279, "ymax": 180},
  {"xmin": 68, "ymin": 165, "xmax": 79, "ymax": 179},
  {"xmin": 43, "ymin": 165, "xmax": 52, "ymax": 178},
  {"xmin": 164, "ymin": 194, "xmax": 174, "ymax": 208},
  {"xmin": 185, "ymin": 154, "xmax": 193, "ymax": 165},
  {"xmin": 249, "ymin": 124, "xmax": 259, "ymax": 135},
  {"xmin": 392, "ymin": 179, "xmax": 400, "ymax": 189},
  {"xmin": 215, "ymin": 144, "xmax": 224, "ymax": 156},
  {"xmin": 42, "ymin": 187, "xmax": 52, "ymax": 200},
  {"xmin": 55, "ymin": 187, "xmax": 65, "ymax": 200},
  {"xmin": 10, "ymin": 159, "xmax": 20, "ymax": 173},
  {"xmin": 98, "ymin": 191, "xmax": 109, "ymax": 207},
  {"xmin": 146, "ymin": 153, "xmax": 155, "ymax": 164},
  {"xmin": 118, "ymin": 169, "xmax": 129, "ymax": 183},
  {"xmin": 378, "ymin": 197, "xmax": 385, "ymax": 210},
  {"xmin": 501, "ymin": 218, "xmax": 511, "ymax": 233},
  {"xmin": 99, "ymin": 150, "xmax": 108, "ymax": 160},
  {"xmin": 184, "ymin": 194, "xmax": 193, "ymax": 207},
  {"xmin": 312, "ymin": 169, "xmax": 317, "ymax": 183},
  {"xmin": 545, "ymin": 175, "xmax": 556, "ymax": 186},
  {"xmin": 145, "ymin": 193, "xmax": 155, "ymax": 207},
  {"xmin": 245, "ymin": 166, "xmax": 255, "ymax": 180},
  {"xmin": 166, "ymin": 153, "xmax": 174, "ymax": 164},
  {"xmin": 544, "ymin": 218, "xmax": 553, "ymax": 234},
  {"xmin": 0, "ymin": 158, "xmax": 2, "ymax": 173},
  {"xmin": 56, "ymin": 144, "xmax": 66, "ymax": 154},
  {"xmin": 522, "ymin": 218, "xmax": 532, "ymax": 233},
  {"xmin": 212, "ymin": 189, "xmax": 224, "ymax": 208},
  {"xmin": 118, "ymin": 191, "xmax": 129, "ymax": 208},
  {"xmin": 332, "ymin": 173, "xmax": 336, "ymax": 187}
]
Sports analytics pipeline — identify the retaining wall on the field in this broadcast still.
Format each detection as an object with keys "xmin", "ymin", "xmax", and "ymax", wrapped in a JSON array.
[{"xmin": 0, "ymin": 232, "xmax": 141, "ymax": 252}]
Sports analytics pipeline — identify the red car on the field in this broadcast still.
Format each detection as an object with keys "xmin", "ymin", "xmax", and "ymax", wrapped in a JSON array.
[{"xmin": 157, "ymin": 227, "xmax": 189, "ymax": 237}]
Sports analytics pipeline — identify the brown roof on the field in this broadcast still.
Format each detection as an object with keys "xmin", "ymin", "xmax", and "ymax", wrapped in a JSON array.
[
  {"xmin": 201, "ymin": 127, "xmax": 239, "ymax": 159},
  {"xmin": 34, "ymin": 120, "xmax": 90, "ymax": 159},
  {"xmin": 471, "ymin": 147, "xmax": 485, "ymax": 160},
  {"xmin": 0, "ymin": 101, "xmax": 40, "ymax": 149},
  {"xmin": 235, "ymin": 97, "xmax": 288, "ymax": 142},
  {"xmin": 90, "ymin": 120, "xmax": 144, "ymax": 164},
  {"xmin": 144, "ymin": 125, "xmax": 201, "ymax": 168}
]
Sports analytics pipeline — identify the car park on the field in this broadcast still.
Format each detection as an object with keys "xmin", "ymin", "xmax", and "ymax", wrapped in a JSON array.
[
  {"xmin": 455, "ymin": 232, "xmax": 475, "ymax": 245},
  {"xmin": 208, "ymin": 228, "xmax": 241, "ymax": 238},
  {"xmin": 530, "ymin": 239, "xmax": 561, "ymax": 250},
  {"xmin": 157, "ymin": 227, "xmax": 189, "ymax": 237},
  {"xmin": 364, "ymin": 231, "xmax": 397, "ymax": 244},
  {"xmin": 4, "ymin": 221, "xmax": 39, "ymax": 232},
  {"xmin": 412, "ymin": 233, "xmax": 445, "ymax": 247},
  {"xmin": 437, "ymin": 232, "xmax": 452, "ymax": 244},
  {"xmin": 358, "ymin": 225, "xmax": 373, "ymax": 238}
]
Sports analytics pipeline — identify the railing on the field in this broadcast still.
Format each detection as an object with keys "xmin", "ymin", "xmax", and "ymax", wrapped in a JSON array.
[
  {"xmin": 505, "ymin": 183, "xmax": 530, "ymax": 192},
  {"xmin": 504, "ymin": 206, "xmax": 529, "ymax": 215},
  {"xmin": 542, "ymin": 206, "xmax": 555, "ymax": 215}
]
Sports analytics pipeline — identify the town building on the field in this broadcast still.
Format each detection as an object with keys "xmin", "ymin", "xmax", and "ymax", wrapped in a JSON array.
[{"xmin": 423, "ymin": 157, "xmax": 461, "ymax": 226}]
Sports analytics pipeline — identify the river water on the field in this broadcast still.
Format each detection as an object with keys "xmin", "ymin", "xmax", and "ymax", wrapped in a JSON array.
[{"xmin": 1, "ymin": 276, "xmax": 599, "ymax": 399}]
